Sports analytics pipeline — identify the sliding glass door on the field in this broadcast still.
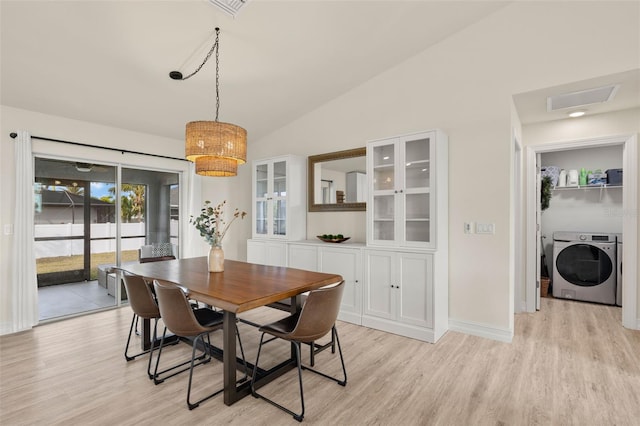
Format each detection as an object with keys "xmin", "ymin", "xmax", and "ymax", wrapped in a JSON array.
[{"xmin": 34, "ymin": 157, "xmax": 180, "ymax": 320}]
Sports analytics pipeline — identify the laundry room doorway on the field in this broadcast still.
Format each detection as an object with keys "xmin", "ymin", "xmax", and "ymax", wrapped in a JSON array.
[{"xmin": 525, "ymin": 134, "xmax": 638, "ymax": 330}]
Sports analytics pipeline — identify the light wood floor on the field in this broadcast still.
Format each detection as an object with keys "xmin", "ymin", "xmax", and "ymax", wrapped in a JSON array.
[{"xmin": 1, "ymin": 297, "xmax": 639, "ymax": 425}]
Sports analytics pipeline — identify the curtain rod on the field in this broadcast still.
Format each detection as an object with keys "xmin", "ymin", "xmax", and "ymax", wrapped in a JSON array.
[{"xmin": 9, "ymin": 132, "xmax": 187, "ymax": 162}]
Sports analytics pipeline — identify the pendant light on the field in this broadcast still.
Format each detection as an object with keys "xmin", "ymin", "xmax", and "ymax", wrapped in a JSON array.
[{"xmin": 170, "ymin": 27, "xmax": 247, "ymax": 176}]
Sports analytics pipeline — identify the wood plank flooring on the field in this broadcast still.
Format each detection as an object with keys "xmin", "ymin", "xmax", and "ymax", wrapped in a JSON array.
[{"xmin": 1, "ymin": 297, "xmax": 639, "ymax": 425}]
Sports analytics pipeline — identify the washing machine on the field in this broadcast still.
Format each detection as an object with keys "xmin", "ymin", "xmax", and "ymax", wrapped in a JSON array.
[
  {"xmin": 552, "ymin": 231, "xmax": 617, "ymax": 305},
  {"xmin": 616, "ymin": 233, "xmax": 622, "ymax": 306}
]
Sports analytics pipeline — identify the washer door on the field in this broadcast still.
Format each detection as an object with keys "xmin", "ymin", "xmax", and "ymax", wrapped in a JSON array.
[{"xmin": 555, "ymin": 244, "xmax": 613, "ymax": 287}]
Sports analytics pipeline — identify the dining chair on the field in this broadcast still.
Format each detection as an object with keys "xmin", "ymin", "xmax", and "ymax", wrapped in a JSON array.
[
  {"xmin": 250, "ymin": 280, "xmax": 347, "ymax": 422},
  {"xmin": 153, "ymin": 279, "xmax": 248, "ymax": 410},
  {"xmin": 122, "ymin": 273, "xmax": 192, "ymax": 381},
  {"xmin": 269, "ymin": 294, "xmax": 335, "ymax": 367}
]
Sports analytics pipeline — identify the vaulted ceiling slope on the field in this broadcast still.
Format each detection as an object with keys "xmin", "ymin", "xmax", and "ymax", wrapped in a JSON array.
[{"xmin": 0, "ymin": 1, "xmax": 509, "ymax": 144}]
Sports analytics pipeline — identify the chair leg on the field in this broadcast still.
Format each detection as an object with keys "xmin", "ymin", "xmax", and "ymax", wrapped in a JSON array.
[
  {"xmin": 125, "ymin": 314, "xmax": 155, "ymax": 361},
  {"xmin": 186, "ymin": 327, "xmax": 249, "ymax": 410},
  {"xmin": 153, "ymin": 327, "xmax": 211, "ymax": 385},
  {"xmin": 250, "ymin": 334, "xmax": 306, "ymax": 422},
  {"xmin": 187, "ymin": 333, "xmax": 224, "ymax": 410},
  {"xmin": 302, "ymin": 326, "xmax": 347, "ymax": 387}
]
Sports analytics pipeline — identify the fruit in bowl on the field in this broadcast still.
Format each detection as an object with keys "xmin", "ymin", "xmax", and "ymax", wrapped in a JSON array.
[{"xmin": 317, "ymin": 234, "xmax": 350, "ymax": 243}]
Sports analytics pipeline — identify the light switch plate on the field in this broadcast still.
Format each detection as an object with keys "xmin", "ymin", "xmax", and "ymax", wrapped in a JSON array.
[{"xmin": 476, "ymin": 223, "xmax": 495, "ymax": 234}]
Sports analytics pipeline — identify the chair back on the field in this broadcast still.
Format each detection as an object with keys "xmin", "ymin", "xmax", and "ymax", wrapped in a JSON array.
[
  {"xmin": 289, "ymin": 281, "xmax": 345, "ymax": 342},
  {"xmin": 153, "ymin": 279, "xmax": 208, "ymax": 337},
  {"xmin": 122, "ymin": 273, "xmax": 160, "ymax": 319},
  {"xmin": 139, "ymin": 243, "xmax": 177, "ymax": 263}
]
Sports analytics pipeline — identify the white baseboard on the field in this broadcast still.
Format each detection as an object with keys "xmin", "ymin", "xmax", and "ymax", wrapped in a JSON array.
[{"xmin": 448, "ymin": 319, "xmax": 513, "ymax": 343}]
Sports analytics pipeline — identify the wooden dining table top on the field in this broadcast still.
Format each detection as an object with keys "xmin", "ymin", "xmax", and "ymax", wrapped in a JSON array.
[{"xmin": 123, "ymin": 256, "xmax": 343, "ymax": 313}]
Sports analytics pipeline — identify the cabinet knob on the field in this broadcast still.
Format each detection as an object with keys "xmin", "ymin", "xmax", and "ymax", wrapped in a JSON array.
[{"xmin": 399, "ymin": 189, "xmax": 403, "ymax": 193}]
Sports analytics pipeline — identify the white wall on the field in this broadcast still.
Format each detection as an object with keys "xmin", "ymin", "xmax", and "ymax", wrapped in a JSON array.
[{"xmin": 229, "ymin": 2, "xmax": 639, "ymax": 340}]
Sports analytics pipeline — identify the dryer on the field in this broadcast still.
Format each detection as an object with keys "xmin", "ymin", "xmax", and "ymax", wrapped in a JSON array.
[{"xmin": 552, "ymin": 232, "xmax": 616, "ymax": 305}]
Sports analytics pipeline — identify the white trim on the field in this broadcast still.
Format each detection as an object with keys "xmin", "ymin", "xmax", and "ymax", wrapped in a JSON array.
[
  {"xmin": 525, "ymin": 134, "xmax": 638, "ymax": 330},
  {"xmin": 621, "ymin": 135, "xmax": 638, "ymax": 329},
  {"xmin": 448, "ymin": 319, "xmax": 513, "ymax": 343}
]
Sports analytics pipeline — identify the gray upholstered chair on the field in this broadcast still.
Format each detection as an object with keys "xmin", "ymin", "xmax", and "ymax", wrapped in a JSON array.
[
  {"xmin": 153, "ymin": 279, "xmax": 248, "ymax": 410},
  {"xmin": 250, "ymin": 280, "xmax": 347, "ymax": 422}
]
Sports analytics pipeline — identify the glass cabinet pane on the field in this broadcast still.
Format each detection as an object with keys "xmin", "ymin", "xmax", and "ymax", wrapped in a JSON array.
[
  {"xmin": 373, "ymin": 195, "xmax": 394, "ymax": 241},
  {"xmin": 373, "ymin": 144, "xmax": 395, "ymax": 191},
  {"xmin": 404, "ymin": 138, "xmax": 430, "ymax": 189},
  {"xmin": 273, "ymin": 199, "xmax": 287, "ymax": 236},
  {"xmin": 405, "ymin": 193, "xmax": 430, "ymax": 243},
  {"xmin": 273, "ymin": 161, "xmax": 287, "ymax": 197},
  {"xmin": 255, "ymin": 200, "xmax": 267, "ymax": 235},
  {"xmin": 256, "ymin": 164, "xmax": 268, "ymax": 198}
]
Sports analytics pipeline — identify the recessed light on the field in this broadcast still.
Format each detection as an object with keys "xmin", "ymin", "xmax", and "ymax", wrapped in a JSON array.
[{"xmin": 568, "ymin": 110, "xmax": 586, "ymax": 118}]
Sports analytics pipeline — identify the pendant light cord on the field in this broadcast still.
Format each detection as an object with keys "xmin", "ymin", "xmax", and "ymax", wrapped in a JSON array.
[{"xmin": 172, "ymin": 28, "xmax": 221, "ymax": 121}]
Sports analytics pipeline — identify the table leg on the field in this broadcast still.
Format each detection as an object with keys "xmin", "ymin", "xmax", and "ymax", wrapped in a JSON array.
[
  {"xmin": 141, "ymin": 317, "xmax": 152, "ymax": 350},
  {"xmin": 223, "ymin": 310, "xmax": 238, "ymax": 406}
]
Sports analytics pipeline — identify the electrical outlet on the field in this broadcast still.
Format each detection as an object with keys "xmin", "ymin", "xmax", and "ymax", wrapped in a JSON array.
[
  {"xmin": 464, "ymin": 222, "xmax": 474, "ymax": 234},
  {"xmin": 3, "ymin": 224, "xmax": 13, "ymax": 235}
]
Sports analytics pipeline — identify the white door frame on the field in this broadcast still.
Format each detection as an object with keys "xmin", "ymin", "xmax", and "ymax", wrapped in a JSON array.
[{"xmin": 525, "ymin": 134, "xmax": 638, "ymax": 330}]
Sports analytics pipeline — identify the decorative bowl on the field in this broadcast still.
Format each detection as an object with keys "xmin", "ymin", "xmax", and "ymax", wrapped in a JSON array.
[{"xmin": 316, "ymin": 235, "xmax": 350, "ymax": 243}]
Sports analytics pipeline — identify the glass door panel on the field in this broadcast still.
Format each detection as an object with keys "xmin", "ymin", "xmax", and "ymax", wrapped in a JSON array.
[
  {"xmin": 273, "ymin": 160, "xmax": 287, "ymax": 196},
  {"xmin": 35, "ymin": 157, "xmax": 118, "ymax": 320},
  {"xmin": 373, "ymin": 195, "xmax": 395, "ymax": 241},
  {"xmin": 273, "ymin": 199, "xmax": 287, "ymax": 236},
  {"xmin": 404, "ymin": 138, "xmax": 430, "ymax": 189},
  {"xmin": 373, "ymin": 144, "xmax": 395, "ymax": 191},
  {"xmin": 256, "ymin": 200, "xmax": 268, "ymax": 235},
  {"xmin": 35, "ymin": 158, "xmax": 180, "ymax": 321}
]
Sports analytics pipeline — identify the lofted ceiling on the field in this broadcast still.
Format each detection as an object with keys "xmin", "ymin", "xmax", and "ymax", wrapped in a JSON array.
[{"xmin": 1, "ymin": 0, "xmax": 511, "ymax": 145}]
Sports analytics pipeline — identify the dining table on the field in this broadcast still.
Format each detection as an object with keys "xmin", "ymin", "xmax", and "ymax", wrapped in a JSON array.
[{"xmin": 122, "ymin": 256, "xmax": 342, "ymax": 406}]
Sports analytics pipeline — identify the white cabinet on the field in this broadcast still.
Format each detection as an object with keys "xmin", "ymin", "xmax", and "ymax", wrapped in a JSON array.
[
  {"xmin": 318, "ymin": 245, "xmax": 363, "ymax": 325},
  {"xmin": 367, "ymin": 130, "xmax": 447, "ymax": 249},
  {"xmin": 363, "ymin": 250, "xmax": 433, "ymax": 338},
  {"xmin": 246, "ymin": 240, "xmax": 287, "ymax": 266},
  {"xmin": 252, "ymin": 155, "xmax": 306, "ymax": 240},
  {"xmin": 266, "ymin": 240, "xmax": 364, "ymax": 325},
  {"xmin": 287, "ymin": 243, "xmax": 318, "ymax": 271}
]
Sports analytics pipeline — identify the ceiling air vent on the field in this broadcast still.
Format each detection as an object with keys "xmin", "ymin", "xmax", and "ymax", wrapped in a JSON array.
[
  {"xmin": 547, "ymin": 84, "xmax": 619, "ymax": 111},
  {"xmin": 209, "ymin": 0, "xmax": 251, "ymax": 18}
]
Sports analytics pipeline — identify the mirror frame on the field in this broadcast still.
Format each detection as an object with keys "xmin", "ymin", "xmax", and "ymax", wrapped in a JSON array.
[{"xmin": 308, "ymin": 147, "xmax": 367, "ymax": 212}]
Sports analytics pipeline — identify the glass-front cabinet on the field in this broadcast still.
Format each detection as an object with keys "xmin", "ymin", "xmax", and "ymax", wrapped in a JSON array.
[
  {"xmin": 251, "ymin": 155, "xmax": 306, "ymax": 241},
  {"xmin": 367, "ymin": 131, "xmax": 441, "ymax": 248}
]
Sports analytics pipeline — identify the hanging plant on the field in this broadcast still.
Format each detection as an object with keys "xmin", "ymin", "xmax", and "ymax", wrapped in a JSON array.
[{"xmin": 541, "ymin": 176, "xmax": 553, "ymax": 211}]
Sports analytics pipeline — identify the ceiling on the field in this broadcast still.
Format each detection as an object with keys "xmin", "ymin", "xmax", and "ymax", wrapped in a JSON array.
[
  {"xmin": 513, "ymin": 69, "xmax": 640, "ymax": 125},
  {"xmin": 1, "ymin": 0, "xmax": 511, "ymax": 145},
  {"xmin": 2, "ymin": 1, "xmax": 637, "ymax": 146}
]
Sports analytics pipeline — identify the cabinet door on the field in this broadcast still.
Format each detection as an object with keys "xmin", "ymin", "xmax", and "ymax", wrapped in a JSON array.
[
  {"xmin": 246, "ymin": 240, "xmax": 287, "ymax": 266},
  {"xmin": 254, "ymin": 161, "xmax": 270, "ymax": 237},
  {"xmin": 363, "ymin": 250, "xmax": 395, "ymax": 320},
  {"xmin": 397, "ymin": 252, "xmax": 432, "ymax": 328},
  {"xmin": 368, "ymin": 139, "xmax": 399, "ymax": 245},
  {"xmin": 319, "ymin": 247, "xmax": 362, "ymax": 323},
  {"xmin": 400, "ymin": 132, "xmax": 434, "ymax": 248},
  {"xmin": 288, "ymin": 244, "xmax": 318, "ymax": 271},
  {"xmin": 271, "ymin": 159, "xmax": 288, "ymax": 238}
]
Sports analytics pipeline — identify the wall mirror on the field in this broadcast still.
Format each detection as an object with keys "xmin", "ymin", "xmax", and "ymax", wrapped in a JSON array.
[{"xmin": 308, "ymin": 147, "xmax": 366, "ymax": 212}]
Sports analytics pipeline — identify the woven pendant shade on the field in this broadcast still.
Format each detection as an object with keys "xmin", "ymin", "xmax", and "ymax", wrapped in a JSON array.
[
  {"xmin": 195, "ymin": 156, "xmax": 238, "ymax": 177},
  {"xmin": 185, "ymin": 121, "xmax": 247, "ymax": 164}
]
